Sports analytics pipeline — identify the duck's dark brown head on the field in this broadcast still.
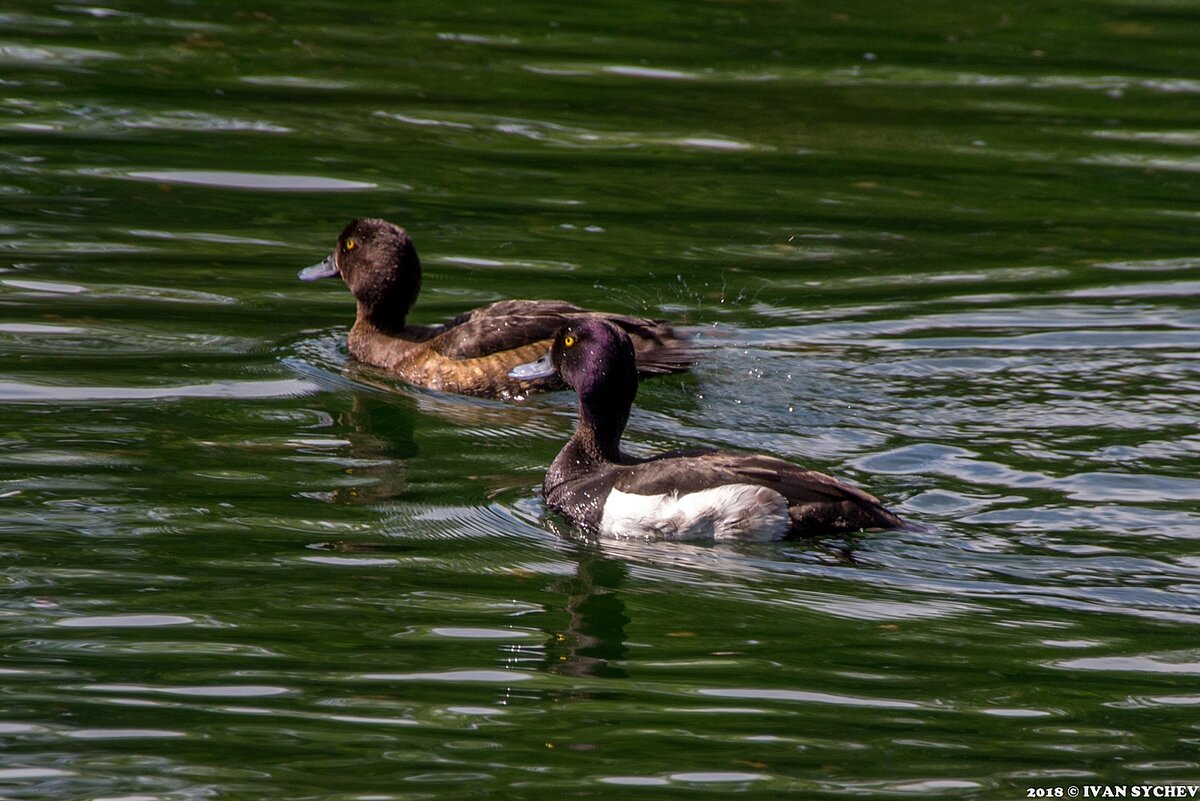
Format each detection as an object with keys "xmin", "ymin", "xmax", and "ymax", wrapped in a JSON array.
[{"xmin": 299, "ymin": 218, "xmax": 420, "ymax": 331}]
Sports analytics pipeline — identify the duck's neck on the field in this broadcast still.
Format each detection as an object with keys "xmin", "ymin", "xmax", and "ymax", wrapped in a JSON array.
[
  {"xmin": 546, "ymin": 403, "xmax": 628, "ymax": 492},
  {"xmin": 358, "ymin": 301, "xmax": 410, "ymax": 334},
  {"xmin": 572, "ymin": 375, "xmax": 637, "ymax": 463},
  {"xmin": 574, "ymin": 398, "xmax": 629, "ymax": 464},
  {"xmin": 545, "ymin": 340, "xmax": 639, "ymax": 495},
  {"xmin": 356, "ymin": 256, "xmax": 421, "ymax": 335}
]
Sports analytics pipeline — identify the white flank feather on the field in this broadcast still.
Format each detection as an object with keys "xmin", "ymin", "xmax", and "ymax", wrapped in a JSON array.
[{"xmin": 599, "ymin": 484, "xmax": 790, "ymax": 541}]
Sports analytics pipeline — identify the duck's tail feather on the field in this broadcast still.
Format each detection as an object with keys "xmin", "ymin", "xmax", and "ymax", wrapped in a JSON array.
[{"xmin": 609, "ymin": 317, "xmax": 698, "ymax": 376}]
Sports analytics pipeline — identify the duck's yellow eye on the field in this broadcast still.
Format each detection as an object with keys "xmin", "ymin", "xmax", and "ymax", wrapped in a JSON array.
[
  {"xmin": 345, "ymin": 239, "xmax": 357, "ymax": 251},
  {"xmin": 563, "ymin": 335, "xmax": 576, "ymax": 348}
]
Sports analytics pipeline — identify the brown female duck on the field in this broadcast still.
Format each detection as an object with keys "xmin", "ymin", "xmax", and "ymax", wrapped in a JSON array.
[{"xmin": 299, "ymin": 218, "xmax": 693, "ymax": 398}]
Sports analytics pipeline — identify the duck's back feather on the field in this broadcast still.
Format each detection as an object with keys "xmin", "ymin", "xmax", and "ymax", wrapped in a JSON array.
[
  {"xmin": 435, "ymin": 300, "xmax": 693, "ymax": 377},
  {"xmin": 434, "ymin": 302, "xmax": 580, "ymax": 360},
  {"xmin": 592, "ymin": 451, "xmax": 901, "ymax": 536}
]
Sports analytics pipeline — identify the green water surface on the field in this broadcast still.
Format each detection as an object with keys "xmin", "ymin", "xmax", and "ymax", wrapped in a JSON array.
[{"xmin": 2, "ymin": 1, "xmax": 1200, "ymax": 799}]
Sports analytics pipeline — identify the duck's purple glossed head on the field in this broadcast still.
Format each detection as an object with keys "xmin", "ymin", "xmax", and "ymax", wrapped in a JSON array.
[
  {"xmin": 554, "ymin": 318, "xmax": 637, "ymax": 398},
  {"xmin": 510, "ymin": 318, "xmax": 638, "ymax": 406}
]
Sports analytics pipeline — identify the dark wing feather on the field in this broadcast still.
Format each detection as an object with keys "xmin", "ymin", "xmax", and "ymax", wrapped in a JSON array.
[
  {"xmin": 447, "ymin": 300, "xmax": 586, "ymax": 327},
  {"xmin": 725, "ymin": 454, "xmax": 886, "ymax": 507},
  {"xmin": 613, "ymin": 451, "xmax": 901, "ymax": 534},
  {"xmin": 433, "ymin": 303, "xmax": 575, "ymax": 361},
  {"xmin": 435, "ymin": 300, "xmax": 694, "ymax": 376},
  {"xmin": 613, "ymin": 452, "xmax": 851, "ymax": 503},
  {"xmin": 606, "ymin": 316, "xmax": 696, "ymax": 375}
]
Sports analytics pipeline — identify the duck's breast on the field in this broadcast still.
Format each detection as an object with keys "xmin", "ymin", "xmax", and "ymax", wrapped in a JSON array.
[{"xmin": 598, "ymin": 483, "xmax": 790, "ymax": 541}]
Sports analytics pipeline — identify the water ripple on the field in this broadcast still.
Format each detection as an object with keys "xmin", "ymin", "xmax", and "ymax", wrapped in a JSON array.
[
  {"xmin": 0, "ymin": 44, "xmax": 119, "ymax": 65},
  {"xmin": 0, "ymin": 378, "xmax": 319, "ymax": 403},
  {"xmin": 123, "ymin": 170, "xmax": 376, "ymax": 191},
  {"xmin": 53, "ymin": 615, "xmax": 194, "ymax": 628},
  {"xmin": 524, "ymin": 62, "xmax": 1200, "ymax": 95},
  {"xmin": 697, "ymin": 687, "xmax": 928, "ymax": 710},
  {"xmin": 0, "ymin": 102, "xmax": 291, "ymax": 135},
  {"xmin": 374, "ymin": 109, "xmax": 766, "ymax": 152}
]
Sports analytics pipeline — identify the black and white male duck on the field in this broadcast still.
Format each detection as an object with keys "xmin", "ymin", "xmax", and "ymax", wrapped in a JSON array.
[
  {"xmin": 299, "ymin": 218, "xmax": 693, "ymax": 398},
  {"xmin": 510, "ymin": 318, "xmax": 903, "ymax": 540}
]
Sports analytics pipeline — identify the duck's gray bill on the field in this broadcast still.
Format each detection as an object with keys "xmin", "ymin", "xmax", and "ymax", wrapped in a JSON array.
[
  {"xmin": 508, "ymin": 352, "xmax": 555, "ymax": 381},
  {"xmin": 298, "ymin": 254, "xmax": 338, "ymax": 282}
]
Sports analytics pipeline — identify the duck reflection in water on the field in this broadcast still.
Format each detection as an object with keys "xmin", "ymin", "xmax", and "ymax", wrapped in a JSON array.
[
  {"xmin": 540, "ymin": 527, "xmax": 864, "ymax": 682},
  {"xmin": 311, "ymin": 391, "xmax": 418, "ymax": 505},
  {"xmin": 545, "ymin": 538, "xmax": 631, "ymax": 681},
  {"xmin": 306, "ymin": 371, "xmax": 551, "ymax": 505}
]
